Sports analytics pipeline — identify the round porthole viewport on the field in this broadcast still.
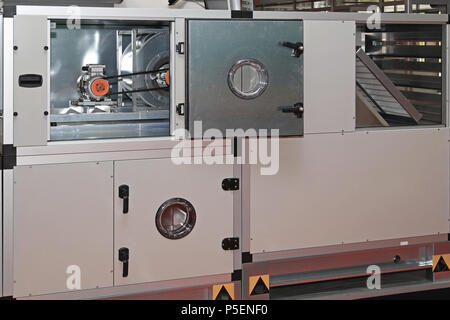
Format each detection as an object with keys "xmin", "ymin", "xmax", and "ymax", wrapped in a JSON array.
[
  {"xmin": 155, "ymin": 198, "xmax": 196, "ymax": 240},
  {"xmin": 227, "ymin": 58, "xmax": 269, "ymax": 100}
]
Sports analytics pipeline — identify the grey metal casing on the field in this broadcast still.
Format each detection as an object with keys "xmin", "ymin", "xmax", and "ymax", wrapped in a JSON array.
[
  {"xmin": 13, "ymin": 15, "xmax": 49, "ymax": 147},
  {"xmin": 249, "ymin": 129, "xmax": 450, "ymax": 254},
  {"xmin": 2, "ymin": 6, "xmax": 450, "ymax": 299},
  {"xmin": 303, "ymin": 20, "xmax": 356, "ymax": 134},
  {"xmin": 247, "ymin": 19, "xmax": 449, "ymax": 254},
  {"xmin": 187, "ymin": 20, "xmax": 304, "ymax": 137}
]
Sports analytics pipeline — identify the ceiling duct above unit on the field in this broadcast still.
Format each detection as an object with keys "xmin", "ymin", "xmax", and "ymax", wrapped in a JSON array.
[{"xmin": 204, "ymin": 0, "xmax": 242, "ymax": 10}]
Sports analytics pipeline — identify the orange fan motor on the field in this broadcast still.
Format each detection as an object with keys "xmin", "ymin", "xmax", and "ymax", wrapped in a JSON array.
[
  {"xmin": 90, "ymin": 78, "xmax": 110, "ymax": 97},
  {"xmin": 165, "ymin": 71, "xmax": 170, "ymax": 86}
]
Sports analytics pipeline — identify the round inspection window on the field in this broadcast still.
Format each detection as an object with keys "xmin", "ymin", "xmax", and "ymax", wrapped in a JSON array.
[
  {"xmin": 155, "ymin": 198, "xmax": 196, "ymax": 240},
  {"xmin": 227, "ymin": 59, "xmax": 269, "ymax": 100}
]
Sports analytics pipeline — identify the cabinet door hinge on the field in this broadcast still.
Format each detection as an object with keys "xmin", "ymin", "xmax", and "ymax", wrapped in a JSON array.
[{"xmin": 176, "ymin": 42, "xmax": 185, "ymax": 54}]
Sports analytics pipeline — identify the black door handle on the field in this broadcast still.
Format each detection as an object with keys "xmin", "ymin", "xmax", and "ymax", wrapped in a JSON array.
[
  {"xmin": 277, "ymin": 102, "xmax": 304, "ymax": 118},
  {"xmin": 279, "ymin": 41, "xmax": 304, "ymax": 58},
  {"xmin": 19, "ymin": 74, "xmax": 43, "ymax": 88},
  {"xmin": 118, "ymin": 247, "xmax": 129, "ymax": 277},
  {"xmin": 118, "ymin": 185, "xmax": 129, "ymax": 214}
]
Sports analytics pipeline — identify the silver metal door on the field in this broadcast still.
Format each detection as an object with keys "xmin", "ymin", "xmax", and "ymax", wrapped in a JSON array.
[
  {"xmin": 114, "ymin": 159, "xmax": 234, "ymax": 286},
  {"xmin": 187, "ymin": 20, "xmax": 304, "ymax": 137}
]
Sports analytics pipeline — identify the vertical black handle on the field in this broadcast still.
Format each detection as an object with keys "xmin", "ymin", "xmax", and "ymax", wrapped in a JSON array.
[
  {"xmin": 122, "ymin": 261, "xmax": 129, "ymax": 277},
  {"xmin": 118, "ymin": 185, "xmax": 129, "ymax": 214},
  {"xmin": 118, "ymin": 247, "xmax": 129, "ymax": 278}
]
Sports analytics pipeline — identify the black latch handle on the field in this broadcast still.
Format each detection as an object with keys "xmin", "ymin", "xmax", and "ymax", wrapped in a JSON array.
[
  {"xmin": 279, "ymin": 41, "xmax": 304, "ymax": 58},
  {"xmin": 277, "ymin": 102, "xmax": 304, "ymax": 118},
  {"xmin": 118, "ymin": 247, "xmax": 129, "ymax": 278},
  {"xmin": 222, "ymin": 178, "xmax": 240, "ymax": 191},
  {"xmin": 119, "ymin": 185, "xmax": 129, "ymax": 214},
  {"xmin": 19, "ymin": 74, "xmax": 43, "ymax": 88},
  {"xmin": 222, "ymin": 238, "xmax": 240, "ymax": 251}
]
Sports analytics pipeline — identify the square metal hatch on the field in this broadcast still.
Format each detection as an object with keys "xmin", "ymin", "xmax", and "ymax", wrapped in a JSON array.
[{"xmin": 187, "ymin": 20, "xmax": 304, "ymax": 137}]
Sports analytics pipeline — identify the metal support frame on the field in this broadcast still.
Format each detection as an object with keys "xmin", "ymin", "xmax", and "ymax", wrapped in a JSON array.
[
  {"xmin": 241, "ymin": 235, "xmax": 450, "ymax": 300},
  {"xmin": 18, "ymin": 273, "xmax": 239, "ymax": 300}
]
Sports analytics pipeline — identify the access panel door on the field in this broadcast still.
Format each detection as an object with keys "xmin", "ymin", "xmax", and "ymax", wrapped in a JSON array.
[
  {"xmin": 14, "ymin": 16, "xmax": 49, "ymax": 147},
  {"xmin": 13, "ymin": 162, "xmax": 114, "ymax": 297},
  {"xmin": 187, "ymin": 20, "xmax": 304, "ymax": 137},
  {"xmin": 114, "ymin": 159, "xmax": 234, "ymax": 286}
]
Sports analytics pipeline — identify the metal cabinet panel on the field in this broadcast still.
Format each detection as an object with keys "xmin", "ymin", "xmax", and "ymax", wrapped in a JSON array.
[
  {"xmin": 13, "ymin": 162, "xmax": 113, "ymax": 297},
  {"xmin": 249, "ymin": 129, "xmax": 449, "ymax": 254},
  {"xmin": 187, "ymin": 20, "xmax": 303, "ymax": 137},
  {"xmin": 303, "ymin": 20, "xmax": 356, "ymax": 134},
  {"xmin": 3, "ymin": 170, "xmax": 13, "ymax": 297},
  {"xmin": 114, "ymin": 158, "xmax": 234, "ymax": 286},
  {"xmin": 13, "ymin": 15, "xmax": 49, "ymax": 147}
]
